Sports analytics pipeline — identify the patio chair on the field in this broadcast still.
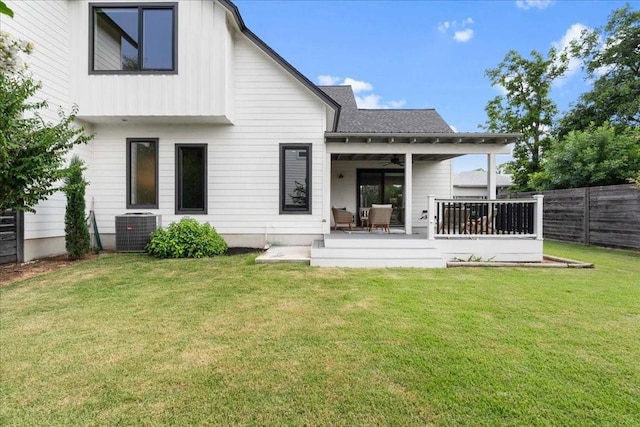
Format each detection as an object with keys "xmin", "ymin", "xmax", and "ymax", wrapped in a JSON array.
[
  {"xmin": 359, "ymin": 207, "xmax": 370, "ymax": 228},
  {"xmin": 331, "ymin": 207, "xmax": 355, "ymax": 230},
  {"xmin": 468, "ymin": 207, "xmax": 498, "ymax": 234},
  {"xmin": 437, "ymin": 206, "xmax": 471, "ymax": 234},
  {"xmin": 368, "ymin": 207, "xmax": 392, "ymax": 233}
]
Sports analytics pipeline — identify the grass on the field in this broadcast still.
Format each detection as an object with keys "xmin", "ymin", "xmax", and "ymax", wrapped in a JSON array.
[{"xmin": 1, "ymin": 241, "xmax": 639, "ymax": 426}]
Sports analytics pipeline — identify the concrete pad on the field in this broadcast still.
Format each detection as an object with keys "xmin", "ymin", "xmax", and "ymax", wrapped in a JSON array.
[{"xmin": 255, "ymin": 246, "xmax": 311, "ymax": 264}]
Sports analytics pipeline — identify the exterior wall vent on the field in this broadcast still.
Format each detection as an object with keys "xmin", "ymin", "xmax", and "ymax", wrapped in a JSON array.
[{"xmin": 115, "ymin": 213, "xmax": 160, "ymax": 252}]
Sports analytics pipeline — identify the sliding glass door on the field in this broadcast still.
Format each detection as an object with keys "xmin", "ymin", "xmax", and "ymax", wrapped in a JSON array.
[{"xmin": 357, "ymin": 169, "xmax": 404, "ymax": 226}]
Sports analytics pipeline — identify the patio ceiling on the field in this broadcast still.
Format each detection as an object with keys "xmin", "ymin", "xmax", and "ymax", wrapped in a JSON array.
[
  {"xmin": 326, "ymin": 132, "xmax": 522, "ymax": 162},
  {"xmin": 331, "ymin": 153, "xmax": 461, "ymax": 162},
  {"xmin": 325, "ymin": 132, "xmax": 521, "ymax": 145}
]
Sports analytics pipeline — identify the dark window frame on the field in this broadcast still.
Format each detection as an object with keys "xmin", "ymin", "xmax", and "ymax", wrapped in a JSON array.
[
  {"xmin": 175, "ymin": 144, "xmax": 208, "ymax": 215},
  {"xmin": 89, "ymin": 2, "xmax": 178, "ymax": 74},
  {"xmin": 279, "ymin": 143, "xmax": 312, "ymax": 214},
  {"xmin": 126, "ymin": 138, "xmax": 159, "ymax": 209}
]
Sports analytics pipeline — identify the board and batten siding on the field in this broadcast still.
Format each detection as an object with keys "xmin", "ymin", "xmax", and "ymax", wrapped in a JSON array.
[
  {"xmin": 68, "ymin": 0, "xmax": 234, "ymax": 122},
  {"xmin": 411, "ymin": 161, "xmax": 452, "ymax": 228}
]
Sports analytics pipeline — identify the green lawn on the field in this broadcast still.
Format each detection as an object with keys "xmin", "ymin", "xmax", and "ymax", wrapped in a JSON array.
[{"xmin": 1, "ymin": 241, "xmax": 639, "ymax": 426}]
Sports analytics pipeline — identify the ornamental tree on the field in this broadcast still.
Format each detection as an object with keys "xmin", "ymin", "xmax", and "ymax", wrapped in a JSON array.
[{"xmin": 0, "ymin": 32, "xmax": 92, "ymax": 213}]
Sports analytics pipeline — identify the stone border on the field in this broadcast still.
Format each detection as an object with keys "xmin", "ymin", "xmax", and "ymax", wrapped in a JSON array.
[{"xmin": 447, "ymin": 255, "xmax": 594, "ymax": 268}]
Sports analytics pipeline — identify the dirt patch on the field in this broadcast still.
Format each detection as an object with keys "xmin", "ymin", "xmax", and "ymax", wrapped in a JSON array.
[
  {"xmin": 227, "ymin": 247, "xmax": 264, "ymax": 256},
  {"xmin": 0, "ymin": 253, "xmax": 101, "ymax": 287}
]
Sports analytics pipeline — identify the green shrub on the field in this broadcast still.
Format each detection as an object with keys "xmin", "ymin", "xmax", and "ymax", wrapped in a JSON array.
[
  {"xmin": 63, "ymin": 155, "xmax": 90, "ymax": 260},
  {"xmin": 146, "ymin": 218, "xmax": 228, "ymax": 258}
]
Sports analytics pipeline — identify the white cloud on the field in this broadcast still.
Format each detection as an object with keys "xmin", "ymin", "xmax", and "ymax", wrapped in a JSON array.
[
  {"xmin": 438, "ymin": 17, "xmax": 475, "ymax": 43},
  {"xmin": 494, "ymin": 83, "xmax": 508, "ymax": 95},
  {"xmin": 355, "ymin": 94, "xmax": 406, "ymax": 109},
  {"xmin": 317, "ymin": 75, "xmax": 406, "ymax": 109},
  {"xmin": 516, "ymin": 0, "xmax": 553, "ymax": 10},
  {"xmin": 387, "ymin": 100, "xmax": 407, "ymax": 109},
  {"xmin": 437, "ymin": 21, "xmax": 451, "ymax": 33},
  {"xmin": 342, "ymin": 77, "xmax": 373, "ymax": 93},
  {"xmin": 317, "ymin": 75, "xmax": 341, "ymax": 85},
  {"xmin": 449, "ymin": 124, "xmax": 459, "ymax": 132},
  {"xmin": 454, "ymin": 29, "xmax": 474, "ymax": 43},
  {"xmin": 355, "ymin": 94, "xmax": 383, "ymax": 109},
  {"xmin": 552, "ymin": 23, "xmax": 590, "ymax": 83}
]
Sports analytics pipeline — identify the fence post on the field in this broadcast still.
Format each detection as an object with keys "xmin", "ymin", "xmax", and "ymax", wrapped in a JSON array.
[
  {"xmin": 427, "ymin": 194, "xmax": 436, "ymax": 240},
  {"xmin": 533, "ymin": 194, "xmax": 544, "ymax": 240},
  {"xmin": 584, "ymin": 187, "xmax": 590, "ymax": 245}
]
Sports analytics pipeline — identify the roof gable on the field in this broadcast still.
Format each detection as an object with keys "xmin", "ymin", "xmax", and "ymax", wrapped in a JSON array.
[
  {"xmin": 219, "ymin": 0, "xmax": 340, "ymax": 129},
  {"xmin": 319, "ymin": 86, "xmax": 453, "ymax": 134}
]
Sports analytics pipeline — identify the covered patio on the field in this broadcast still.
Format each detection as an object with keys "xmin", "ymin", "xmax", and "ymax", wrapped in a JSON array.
[
  {"xmin": 322, "ymin": 131, "xmax": 522, "ymax": 235},
  {"xmin": 312, "ymin": 132, "xmax": 544, "ymax": 267}
]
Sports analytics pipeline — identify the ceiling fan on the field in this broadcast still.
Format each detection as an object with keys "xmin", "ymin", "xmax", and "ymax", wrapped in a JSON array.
[{"xmin": 382, "ymin": 155, "xmax": 405, "ymax": 167}]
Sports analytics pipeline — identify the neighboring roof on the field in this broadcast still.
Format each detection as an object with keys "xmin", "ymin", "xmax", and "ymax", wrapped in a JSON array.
[
  {"xmin": 320, "ymin": 86, "xmax": 454, "ymax": 134},
  {"xmin": 454, "ymin": 170, "xmax": 513, "ymax": 188},
  {"xmin": 218, "ymin": 0, "xmax": 340, "ymax": 130}
]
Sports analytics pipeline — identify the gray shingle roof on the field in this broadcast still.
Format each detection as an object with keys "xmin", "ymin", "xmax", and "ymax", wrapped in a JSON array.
[{"xmin": 319, "ymin": 86, "xmax": 454, "ymax": 134}]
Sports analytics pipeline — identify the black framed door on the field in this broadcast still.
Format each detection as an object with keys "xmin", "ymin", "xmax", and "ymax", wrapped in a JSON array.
[{"xmin": 357, "ymin": 169, "xmax": 404, "ymax": 226}]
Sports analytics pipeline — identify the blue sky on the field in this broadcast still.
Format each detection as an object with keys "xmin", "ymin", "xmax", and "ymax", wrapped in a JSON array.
[{"xmin": 235, "ymin": 0, "xmax": 634, "ymax": 172}]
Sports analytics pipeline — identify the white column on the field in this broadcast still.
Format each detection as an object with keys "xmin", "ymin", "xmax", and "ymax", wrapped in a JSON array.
[
  {"xmin": 534, "ymin": 194, "xmax": 544, "ymax": 240},
  {"xmin": 404, "ymin": 153, "xmax": 413, "ymax": 234},
  {"xmin": 323, "ymin": 151, "xmax": 332, "ymax": 235},
  {"xmin": 427, "ymin": 194, "xmax": 436, "ymax": 240},
  {"xmin": 487, "ymin": 153, "xmax": 497, "ymax": 199}
]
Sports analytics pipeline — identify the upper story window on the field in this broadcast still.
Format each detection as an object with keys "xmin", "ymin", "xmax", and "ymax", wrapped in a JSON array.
[{"xmin": 90, "ymin": 3, "xmax": 177, "ymax": 73}]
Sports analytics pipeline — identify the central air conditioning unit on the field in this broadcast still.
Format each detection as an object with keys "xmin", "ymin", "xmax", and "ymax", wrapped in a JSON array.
[{"xmin": 115, "ymin": 213, "xmax": 160, "ymax": 252}]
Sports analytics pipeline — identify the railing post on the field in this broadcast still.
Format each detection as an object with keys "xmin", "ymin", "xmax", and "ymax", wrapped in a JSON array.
[
  {"xmin": 427, "ymin": 194, "xmax": 436, "ymax": 240},
  {"xmin": 534, "ymin": 194, "xmax": 544, "ymax": 240}
]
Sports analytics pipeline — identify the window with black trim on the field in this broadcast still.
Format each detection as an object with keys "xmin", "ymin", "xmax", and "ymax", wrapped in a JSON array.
[
  {"xmin": 127, "ymin": 138, "xmax": 159, "ymax": 208},
  {"xmin": 280, "ymin": 144, "xmax": 311, "ymax": 214},
  {"xmin": 90, "ymin": 3, "xmax": 177, "ymax": 73},
  {"xmin": 176, "ymin": 144, "xmax": 207, "ymax": 214}
]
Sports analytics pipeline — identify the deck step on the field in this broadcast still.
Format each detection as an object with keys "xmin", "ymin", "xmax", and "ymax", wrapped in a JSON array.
[{"xmin": 310, "ymin": 240, "xmax": 446, "ymax": 268}]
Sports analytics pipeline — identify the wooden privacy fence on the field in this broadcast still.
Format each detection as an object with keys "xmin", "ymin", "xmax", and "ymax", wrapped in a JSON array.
[
  {"xmin": 0, "ymin": 210, "xmax": 23, "ymax": 265},
  {"xmin": 503, "ymin": 184, "xmax": 640, "ymax": 250}
]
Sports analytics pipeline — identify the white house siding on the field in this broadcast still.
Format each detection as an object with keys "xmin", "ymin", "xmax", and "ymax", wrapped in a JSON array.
[
  {"xmin": 93, "ymin": 16, "xmax": 122, "ymax": 71},
  {"xmin": 4, "ymin": 1, "xmax": 95, "ymax": 261},
  {"xmin": 330, "ymin": 160, "xmax": 452, "ymax": 228},
  {"xmin": 86, "ymin": 32, "xmax": 328, "ymax": 249},
  {"xmin": 68, "ymin": 0, "xmax": 234, "ymax": 122},
  {"xmin": 411, "ymin": 161, "xmax": 452, "ymax": 231}
]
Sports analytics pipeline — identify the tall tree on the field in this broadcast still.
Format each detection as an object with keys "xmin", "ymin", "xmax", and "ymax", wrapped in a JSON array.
[
  {"xmin": 558, "ymin": 5, "xmax": 640, "ymax": 136},
  {"xmin": 483, "ymin": 48, "xmax": 568, "ymax": 192},
  {"xmin": 532, "ymin": 123, "xmax": 640, "ymax": 190},
  {"xmin": 0, "ymin": 33, "xmax": 92, "ymax": 213}
]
